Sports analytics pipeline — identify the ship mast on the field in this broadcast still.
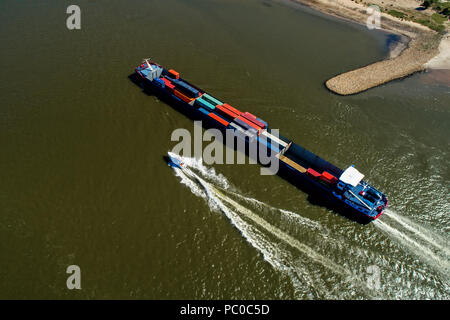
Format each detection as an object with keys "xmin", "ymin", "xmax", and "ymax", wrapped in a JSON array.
[{"xmin": 143, "ymin": 58, "xmax": 153, "ymax": 71}]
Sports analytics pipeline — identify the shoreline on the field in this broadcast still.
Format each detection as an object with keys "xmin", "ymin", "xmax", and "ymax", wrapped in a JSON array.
[{"xmin": 287, "ymin": 0, "xmax": 448, "ymax": 95}]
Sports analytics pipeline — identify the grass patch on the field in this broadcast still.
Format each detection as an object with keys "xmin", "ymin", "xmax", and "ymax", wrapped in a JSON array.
[
  {"xmin": 414, "ymin": 18, "xmax": 446, "ymax": 33},
  {"xmin": 387, "ymin": 10, "xmax": 406, "ymax": 19},
  {"xmin": 431, "ymin": 13, "xmax": 447, "ymax": 24}
]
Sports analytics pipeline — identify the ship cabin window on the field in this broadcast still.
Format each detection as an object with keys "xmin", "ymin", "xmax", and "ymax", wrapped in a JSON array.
[
  {"xmin": 366, "ymin": 189, "xmax": 382, "ymax": 201},
  {"xmin": 361, "ymin": 188, "xmax": 381, "ymax": 204}
]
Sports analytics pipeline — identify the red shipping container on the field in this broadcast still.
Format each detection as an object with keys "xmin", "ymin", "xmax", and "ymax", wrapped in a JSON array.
[
  {"xmin": 222, "ymin": 103, "xmax": 242, "ymax": 116},
  {"xmin": 243, "ymin": 112, "xmax": 257, "ymax": 120},
  {"xmin": 216, "ymin": 105, "xmax": 239, "ymax": 120},
  {"xmin": 306, "ymin": 168, "xmax": 321, "ymax": 179},
  {"xmin": 162, "ymin": 78, "xmax": 175, "ymax": 91},
  {"xmin": 173, "ymin": 89, "xmax": 194, "ymax": 103},
  {"xmin": 320, "ymin": 171, "xmax": 338, "ymax": 184},
  {"xmin": 237, "ymin": 116, "xmax": 262, "ymax": 131},
  {"xmin": 168, "ymin": 69, "xmax": 180, "ymax": 79},
  {"xmin": 208, "ymin": 113, "xmax": 229, "ymax": 127},
  {"xmin": 242, "ymin": 112, "xmax": 266, "ymax": 129}
]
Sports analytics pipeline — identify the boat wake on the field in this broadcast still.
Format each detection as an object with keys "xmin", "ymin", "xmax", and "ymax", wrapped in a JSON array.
[
  {"xmin": 383, "ymin": 209, "xmax": 449, "ymax": 255},
  {"xmin": 168, "ymin": 153, "xmax": 449, "ymax": 298},
  {"xmin": 170, "ymin": 154, "xmax": 376, "ymax": 299},
  {"xmin": 374, "ymin": 209, "xmax": 450, "ymax": 276}
]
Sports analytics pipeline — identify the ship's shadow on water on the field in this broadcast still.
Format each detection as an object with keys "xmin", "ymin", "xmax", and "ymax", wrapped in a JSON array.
[
  {"xmin": 275, "ymin": 167, "xmax": 373, "ymax": 225},
  {"xmin": 129, "ymin": 73, "xmax": 372, "ymax": 225},
  {"xmin": 129, "ymin": 73, "xmax": 215, "ymax": 125}
]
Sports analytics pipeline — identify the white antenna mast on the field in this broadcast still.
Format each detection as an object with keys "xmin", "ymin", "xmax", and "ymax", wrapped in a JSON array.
[{"xmin": 143, "ymin": 58, "xmax": 154, "ymax": 70}]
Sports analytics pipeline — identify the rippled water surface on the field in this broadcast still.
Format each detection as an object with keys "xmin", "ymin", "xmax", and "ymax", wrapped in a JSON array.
[{"xmin": 0, "ymin": 0, "xmax": 448, "ymax": 299}]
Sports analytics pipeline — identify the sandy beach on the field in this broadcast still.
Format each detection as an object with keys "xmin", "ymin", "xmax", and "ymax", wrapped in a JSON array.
[
  {"xmin": 290, "ymin": 0, "xmax": 449, "ymax": 94},
  {"xmin": 425, "ymin": 33, "xmax": 450, "ymax": 68}
]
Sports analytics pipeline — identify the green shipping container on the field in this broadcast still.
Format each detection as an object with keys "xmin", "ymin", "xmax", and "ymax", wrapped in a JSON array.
[
  {"xmin": 202, "ymin": 93, "xmax": 223, "ymax": 106},
  {"xmin": 195, "ymin": 97, "xmax": 216, "ymax": 111}
]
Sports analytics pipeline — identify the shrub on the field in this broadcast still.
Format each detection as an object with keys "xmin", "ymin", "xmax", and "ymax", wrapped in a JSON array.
[
  {"xmin": 441, "ymin": 7, "xmax": 450, "ymax": 17},
  {"xmin": 388, "ymin": 10, "xmax": 406, "ymax": 19},
  {"xmin": 431, "ymin": 13, "xmax": 447, "ymax": 24},
  {"xmin": 414, "ymin": 18, "xmax": 446, "ymax": 33}
]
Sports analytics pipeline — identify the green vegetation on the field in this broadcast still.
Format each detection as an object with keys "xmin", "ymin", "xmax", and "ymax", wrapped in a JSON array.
[
  {"xmin": 432, "ymin": 13, "xmax": 447, "ymax": 24},
  {"xmin": 442, "ymin": 8, "xmax": 450, "ymax": 17},
  {"xmin": 412, "ymin": 1, "xmax": 448, "ymax": 33},
  {"xmin": 414, "ymin": 18, "xmax": 446, "ymax": 33},
  {"xmin": 422, "ymin": 0, "xmax": 435, "ymax": 9},
  {"xmin": 387, "ymin": 10, "xmax": 406, "ymax": 19},
  {"xmin": 422, "ymin": 0, "xmax": 450, "ymax": 17}
]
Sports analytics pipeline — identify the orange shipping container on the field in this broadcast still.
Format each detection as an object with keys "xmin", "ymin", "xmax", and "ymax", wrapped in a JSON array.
[
  {"xmin": 168, "ymin": 69, "xmax": 180, "ymax": 79},
  {"xmin": 216, "ymin": 105, "xmax": 239, "ymax": 120},
  {"xmin": 320, "ymin": 171, "xmax": 338, "ymax": 184},
  {"xmin": 173, "ymin": 90, "xmax": 194, "ymax": 104},
  {"xmin": 222, "ymin": 103, "xmax": 242, "ymax": 116},
  {"xmin": 208, "ymin": 113, "xmax": 229, "ymax": 127}
]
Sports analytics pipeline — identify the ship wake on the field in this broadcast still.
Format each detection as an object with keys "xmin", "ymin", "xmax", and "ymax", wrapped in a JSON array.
[
  {"xmin": 373, "ymin": 209, "xmax": 450, "ymax": 277},
  {"xmin": 170, "ymin": 155, "xmax": 377, "ymax": 299}
]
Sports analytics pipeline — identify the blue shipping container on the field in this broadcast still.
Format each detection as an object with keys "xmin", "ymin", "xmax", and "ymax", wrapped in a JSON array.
[
  {"xmin": 198, "ymin": 107, "xmax": 210, "ymax": 116},
  {"xmin": 171, "ymin": 78, "xmax": 200, "ymax": 97}
]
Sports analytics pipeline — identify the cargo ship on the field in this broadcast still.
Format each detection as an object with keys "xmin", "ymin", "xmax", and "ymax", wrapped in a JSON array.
[{"xmin": 133, "ymin": 59, "xmax": 388, "ymax": 223}]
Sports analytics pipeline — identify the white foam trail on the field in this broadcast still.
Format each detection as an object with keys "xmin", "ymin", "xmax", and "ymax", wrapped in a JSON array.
[
  {"xmin": 384, "ymin": 209, "xmax": 450, "ymax": 256},
  {"xmin": 174, "ymin": 168, "xmax": 206, "ymax": 199},
  {"xmin": 173, "ymin": 154, "xmax": 350, "ymax": 273},
  {"xmin": 175, "ymin": 153, "xmax": 321, "ymax": 230},
  {"xmin": 173, "ymin": 162, "xmax": 374, "ymax": 297},
  {"xmin": 374, "ymin": 220, "xmax": 450, "ymax": 276},
  {"xmin": 213, "ymin": 188, "xmax": 349, "ymax": 275},
  {"xmin": 224, "ymin": 189, "xmax": 321, "ymax": 230},
  {"xmin": 172, "ymin": 154, "xmax": 230, "ymax": 189},
  {"xmin": 178, "ymin": 167, "xmax": 316, "ymax": 295}
]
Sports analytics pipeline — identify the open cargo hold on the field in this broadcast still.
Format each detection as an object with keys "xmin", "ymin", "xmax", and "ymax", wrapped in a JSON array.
[
  {"xmin": 278, "ymin": 154, "xmax": 307, "ymax": 173},
  {"xmin": 216, "ymin": 104, "xmax": 239, "ymax": 120},
  {"xmin": 208, "ymin": 112, "xmax": 229, "ymax": 127},
  {"xmin": 202, "ymin": 93, "xmax": 222, "ymax": 106},
  {"xmin": 242, "ymin": 112, "xmax": 266, "ymax": 129},
  {"xmin": 195, "ymin": 97, "xmax": 216, "ymax": 111},
  {"xmin": 222, "ymin": 103, "xmax": 242, "ymax": 116},
  {"xmin": 260, "ymin": 130, "xmax": 288, "ymax": 148},
  {"xmin": 284, "ymin": 142, "xmax": 343, "ymax": 178}
]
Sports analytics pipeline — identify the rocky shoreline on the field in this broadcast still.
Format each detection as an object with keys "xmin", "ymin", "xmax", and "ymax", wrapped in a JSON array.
[{"xmin": 289, "ymin": 0, "xmax": 446, "ymax": 95}]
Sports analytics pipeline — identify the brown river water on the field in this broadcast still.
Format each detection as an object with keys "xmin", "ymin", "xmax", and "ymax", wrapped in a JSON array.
[{"xmin": 0, "ymin": 0, "xmax": 449, "ymax": 299}]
